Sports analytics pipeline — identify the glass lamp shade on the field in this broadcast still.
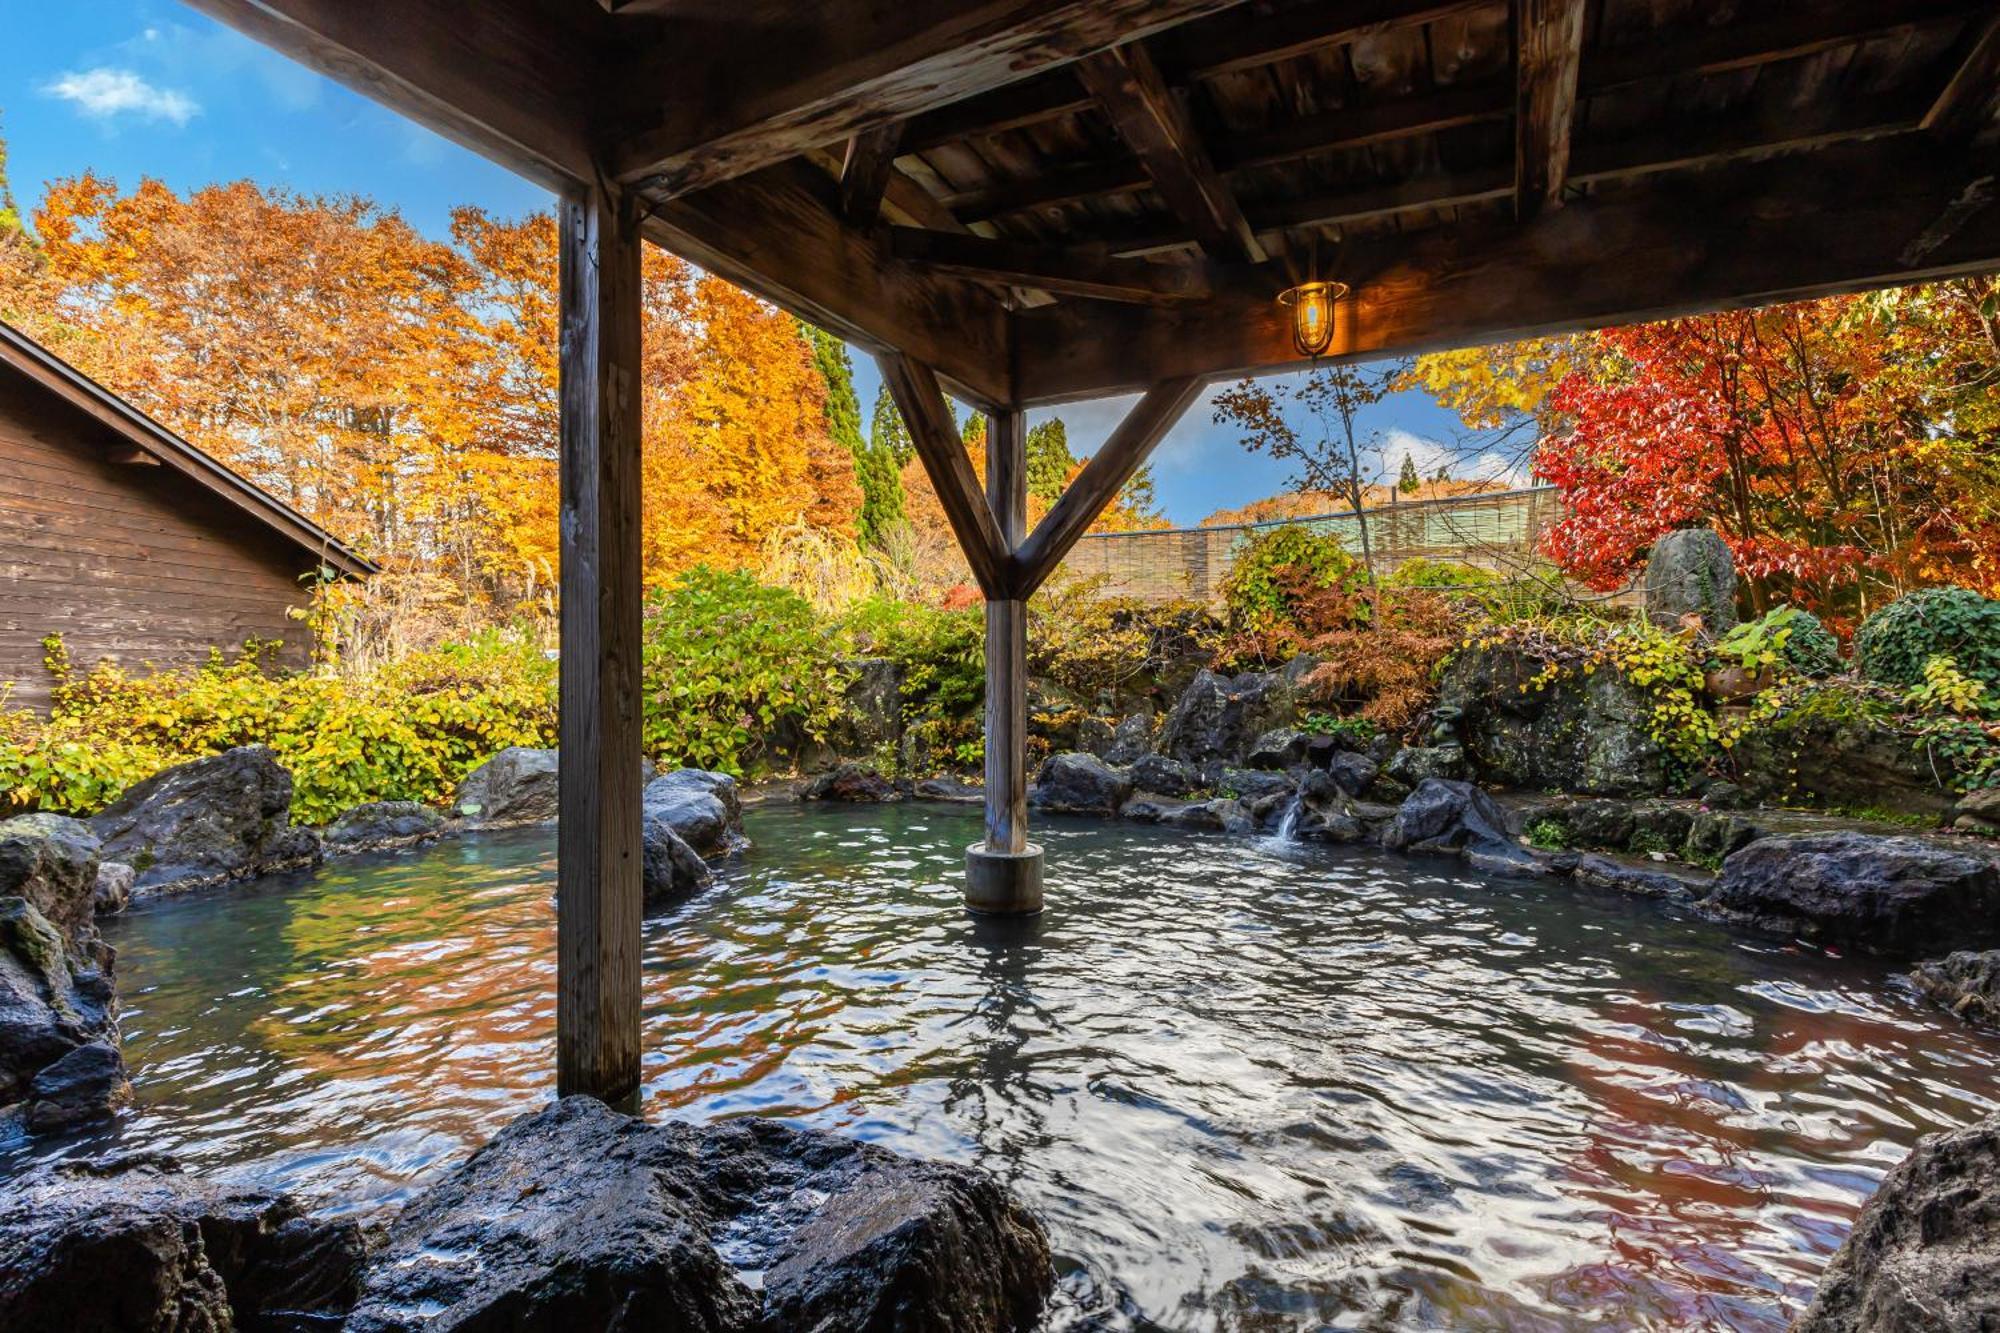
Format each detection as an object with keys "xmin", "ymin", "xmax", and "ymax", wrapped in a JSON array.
[{"xmin": 1277, "ymin": 280, "xmax": 1347, "ymax": 357}]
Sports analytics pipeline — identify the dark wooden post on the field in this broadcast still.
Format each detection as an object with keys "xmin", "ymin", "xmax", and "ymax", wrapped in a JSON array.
[
  {"xmin": 966, "ymin": 408, "xmax": 1042, "ymax": 914},
  {"xmin": 556, "ymin": 180, "xmax": 645, "ymax": 1109}
]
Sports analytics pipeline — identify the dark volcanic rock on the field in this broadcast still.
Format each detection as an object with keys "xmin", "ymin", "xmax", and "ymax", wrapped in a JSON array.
[
  {"xmin": 1381, "ymin": 743, "xmax": 1466, "ymax": 788},
  {"xmin": 1572, "ymin": 853, "xmax": 1709, "ymax": 904},
  {"xmin": 452, "ymin": 746, "xmax": 559, "ymax": 826},
  {"xmin": 1704, "ymin": 832, "xmax": 2000, "ymax": 955},
  {"xmin": 1246, "ymin": 728, "xmax": 1309, "ymax": 771},
  {"xmin": 1292, "ymin": 771, "xmax": 1365, "ymax": 844},
  {"xmin": 89, "ymin": 746, "xmax": 320, "ymax": 895},
  {"xmin": 1684, "ymin": 810, "xmax": 1758, "ymax": 866},
  {"xmin": 93, "ymin": 861, "xmax": 134, "ymax": 916},
  {"xmin": 1029, "ymin": 753, "xmax": 1131, "ymax": 816},
  {"xmin": 1159, "ymin": 670, "xmax": 1295, "ymax": 768},
  {"xmin": 641, "ymin": 769, "xmax": 746, "ymax": 907},
  {"xmin": 0, "ymin": 814, "xmax": 101, "ymax": 943},
  {"xmin": 1119, "ymin": 795, "xmax": 1192, "ymax": 825},
  {"xmin": 1644, "ymin": 526, "xmax": 1738, "ymax": 632},
  {"xmin": 346, "ymin": 1096, "xmax": 1052, "ymax": 1333},
  {"xmin": 1101, "ymin": 713, "xmax": 1154, "ymax": 766},
  {"xmin": 1218, "ymin": 767, "xmax": 1294, "ymax": 802},
  {"xmin": 1730, "ymin": 707, "xmax": 1956, "ymax": 820},
  {"xmin": 1794, "ymin": 1112, "xmax": 2000, "ymax": 1332},
  {"xmin": 324, "ymin": 800, "xmax": 445, "ymax": 852},
  {"xmin": 1168, "ymin": 799, "xmax": 1253, "ymax": 834},
  {"xmin": 1912, "ymin": 950, "xmax": 2000, "ymax": 1025},
  {"xmin": 1435, "ymin": 646, "xmax": 1671, "ymax": 796},
  {"xmin": 803, "ymin": 762, "xmax": 900, "ymax": 803},
  {"xmin": 0, "ymin": 1152, "xmax": 364, "ymax": 1332},
  {"xmin": 830, "ymin": 657, "xmax": 905, "ymax": 756},
  {"xmin": 1382, "ymin": 779, "xmax": 1514, "ymax": 855},
  {"xmin": 0, "ymin": 896, "xmax": 124, "ymax": 1130},
  {"xmin": 642, "ymin": 820, "xmax": 713, "ymax": 908},
  {"xmin": 1955, "ymin": 787, "xmax": 2000, "ymax": 835},
  {"xmin": 1130, "ymin": 753, "xmax": 1202, "ymax": 798},
  {"xmin": 1325, "ymin": 751, "xmax": 1378, "ymax": 797},
  {"xmin": 913, "ymin": 776, "xmax": 983, "ymax": 803}
]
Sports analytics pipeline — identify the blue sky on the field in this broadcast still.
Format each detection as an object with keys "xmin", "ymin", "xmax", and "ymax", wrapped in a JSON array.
[{"xmin": 4, "ymin": 2, "xmax": 1499, "ymax": 526}]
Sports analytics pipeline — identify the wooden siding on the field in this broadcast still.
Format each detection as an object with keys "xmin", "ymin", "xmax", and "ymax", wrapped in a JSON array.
[{"xmin": 0, "ymin": 372, "xmax": 318, "ymax": 713}]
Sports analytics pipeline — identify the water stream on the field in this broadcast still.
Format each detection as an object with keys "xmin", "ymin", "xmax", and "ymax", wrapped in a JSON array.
[{"xmin": 9, "ymin": 801, "xmax": 1998, "ymax": 1330}]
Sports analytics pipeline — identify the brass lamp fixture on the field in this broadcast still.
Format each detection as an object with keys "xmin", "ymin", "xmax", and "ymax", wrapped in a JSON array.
[{"xmin": 1276, "ymin": 278, "xmax": 1347, "ymax": 358}]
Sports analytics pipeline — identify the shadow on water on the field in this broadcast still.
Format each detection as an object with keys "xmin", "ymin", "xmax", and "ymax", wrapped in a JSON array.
[{"xmin": 8, "ymin": 800, "xmax": 2000, "ymax": 1331}]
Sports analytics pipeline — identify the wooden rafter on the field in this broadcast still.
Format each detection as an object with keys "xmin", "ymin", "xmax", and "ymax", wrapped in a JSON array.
[
  {"xmin": 1011, "ymin": 378, "xmax": 1207, "ymax": 597},
  {"xmin": 1571, "ymin": 94, "xmax": 1930, "ymax": 186},
  {"xmin": 1078, "ymin": 42, "xmax": 1266, "ymax": 265},
  {"xmin": 890, "ymin": 227, "xmax": 1214, "ymax": 305},
  {"xmin": 1924, "ymin": 13, "xmax": 2000, "ymax": 139},
  {"xmin": 1011, "ymin": 136, "xmax": 2000, "ymax": 403},
  {"xmin": 1515, "ymin": 0, "xmax": 1587, "ymax": 217},
  {"xmin": 839, "ymin": 122, "xmax": 905, "ymax": 227},
  {"xmin": 877, "ymin": 353, "xmax": 1009, "ymax": 598},
  {"xmin": 607, "ymin": 0, "xmax": 1246, "ymax": 197}
]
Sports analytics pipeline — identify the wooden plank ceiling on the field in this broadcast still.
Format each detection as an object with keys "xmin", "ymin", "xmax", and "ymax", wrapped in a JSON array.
[{"xmin": 184, "ymin": 0, "xmax": 2000, "ymax": 406}]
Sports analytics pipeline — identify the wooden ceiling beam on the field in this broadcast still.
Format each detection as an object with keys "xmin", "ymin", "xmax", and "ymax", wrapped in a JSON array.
[
  {"xmin": 179, "ymin": 0, "xmax": 599, "ymax": 191},
  {"xmin": 839, "ymin": 122, "xmax": 906, "ymax": 227},
  {"xmin": 903, "ymin": 71, "xmax": 1096, "ymax": 152},
  {"xmin": 1078, "ymin": 43, "xmax": 1267, "ymax": 264},
  {"xmin": 607, "ymin": 0, "xmax": 1246, "ymax": 197},
  {"xmin": 643, "ymin": 160, "xmax": 1014, "ymax": 408},
  {"xmin": 1010, "ymin": 136, "xmax": 2000, "ymax": 404},
  {"xmin": 890, "ymin": 227, "xmax": 1216, "ymax": 305},
  {"xmin": 1583, "ymin": 0, "xmax": 1984, "ymax": 99},
  {"xmin": 1516, "ymin": 0, "xmax": 1588, "ymax": 217},
  {"xmin": 1571, "ymin": 97, "xmax": 1927, "ymax": 185},
  {"xmin": 1923, "ymin": 14, "xmax": 2000, "ymax": 139}
]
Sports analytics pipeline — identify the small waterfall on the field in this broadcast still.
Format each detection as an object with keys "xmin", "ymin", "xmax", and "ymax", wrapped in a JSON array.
[{"xmin": 1274, "ymin": 795, "xmax": 1302, "ymax": 842}]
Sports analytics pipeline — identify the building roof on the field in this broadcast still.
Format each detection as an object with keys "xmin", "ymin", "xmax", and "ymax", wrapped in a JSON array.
[{"xmin": 0, "ymin": 318, "xmax": 377, "ymax": 578}]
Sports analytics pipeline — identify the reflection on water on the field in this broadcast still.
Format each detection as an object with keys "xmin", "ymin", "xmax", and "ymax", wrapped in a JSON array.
[{"xmin": 8, "ymin": 802, "xmax": 1999, "ymax": 1330}]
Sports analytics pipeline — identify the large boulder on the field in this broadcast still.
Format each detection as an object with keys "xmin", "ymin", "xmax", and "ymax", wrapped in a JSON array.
[
  {"xmin": 452, "ymin": 746, "xmax": 560, "ymax": 826},
  {"xmin": 1912, "ymin": 950, "xmax": 2000, "ymax": 1024},
  {"xmin": 1434, "ymin": 645, "xmax": 1672, "ymax": 796},
  {"xmin": 88, "ymin": 746, "xmax": 319, "ymax": 896},
  {"xmin": 1245, "ymin": 728, "xmax": 1309, "ymax": 772},
  {"xmin": 802, "ymin": 762, "xmax": 899, "ymax": 803},
  {"xmin": 0, "ymin": 897, "xmax": 126, "ymax": 1132},
  {"xmin": 1291, "ymin": 770, "xmax": 1365, "ymax": 844},
  {"xmin": 1382, "ymin": 779, "xmax": 1514, "ymax": 855},
  {"xmin": 1130, "ymin": 753, "xmax": 1202, "ymax": 798},
  {"xmin": 1703, "ymin": 832, "xmax": 2000, "ymax": 955},
  {"xmin": 1101, "ymin": 713, "xmax": 1155, "ymax": 766},
  {"xmin": 1794, "ymin": 1112, "xmax": 2000, "ymax": 1331},
  {"xmin": 0, "ymin": 814, "xmax": 102, "ymax": 943},
  {"xmin": 641, "ymin": 769, "xmax": 744, "ymax": 908},
  {"xmin": 324, "ymin": 800, "xmax": 446, "ymax": 853},
  {"xmin": 0, "ymin": 1153, "xmax": 365, "ymax": 1331},
  {"xmin": 345, "ymin": 1096, "xmax": 1052, "ymax": 1333},
  {"xmin": 1029, "ymin": 753, "xmax": 1131, "ymax": 816},
  {"xmin": 1158, "ymin": 670, "xmax": 1295, "ymax": 769},
  {"xmin": 1644, "ymin": 526, "xmax": 1737, "ymax": 632},
  {"xmin": 1730, "ymin": 702, "xmax": 1956, "ymax": 819}
]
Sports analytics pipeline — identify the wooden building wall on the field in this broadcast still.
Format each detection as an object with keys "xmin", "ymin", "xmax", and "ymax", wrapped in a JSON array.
[{"xmin": 0, "ymin": 372, "xmax": 319, "ymax": 713}]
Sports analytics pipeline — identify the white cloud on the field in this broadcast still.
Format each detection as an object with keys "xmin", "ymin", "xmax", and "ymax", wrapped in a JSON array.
[{"xmin": 42, "ymin": 67, "xmax": 200, "ymax": 126}]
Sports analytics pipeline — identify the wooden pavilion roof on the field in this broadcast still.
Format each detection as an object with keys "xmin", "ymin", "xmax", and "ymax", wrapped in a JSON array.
[{"xmin": 189, "ymin": 0, "xmax": 2000, "ymax": 408}]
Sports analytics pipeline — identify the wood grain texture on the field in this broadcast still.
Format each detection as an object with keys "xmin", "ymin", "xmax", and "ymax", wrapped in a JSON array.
[
  {"xmin": 877, "ymin": 353, "xmax": 1009, "ymax": 597},
  {"xmin": 984, "ymin": 409, "xmax": 1028, "ymax": 854},
  {"xmin": 1925, "ymin": 13, "xmax": 2000, "ymax": 139},
  {"xmin": 1010, "ymin": 137, "xmax": 2000, "ymax": 404},
  {"xmin": 0, "ymin": 374, "xmax": 316, "ymax": 713},
  {"xmin": 1012, "ymin": 378, "xmax": 1205, "ymax": 595},
  {"xmin": 556, "ymin": 182, "xmax": 646, "ymax": 1111},
  {"xmin": 1077, "ymin": 43, "xmax": 1266, "ymax": 264},
  {"xmin": 889, "ymin": 227, "xmax": 1214, "ymax": 305},
  {"xmin": 839, "ymin": 122, "xmax": 906, "ymax": 226},
  {"xmin": 1515, "ymin": 0, "xmax": 1587, "ymax": 217}
]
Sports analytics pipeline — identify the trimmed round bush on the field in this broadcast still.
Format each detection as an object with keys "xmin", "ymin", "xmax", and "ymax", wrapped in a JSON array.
[
  {"xmin": 1854, "ymin": 587, "xmax": 2000, "ymax": 690},
  {"xmin": 1772, "ymin": 607, "xmax": 1843, "ymax": 677}
]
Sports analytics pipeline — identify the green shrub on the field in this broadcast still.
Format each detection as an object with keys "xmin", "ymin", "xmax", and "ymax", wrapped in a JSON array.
[
  {"xmin": 1220, "ymin": 523, "xmax": 1362, "ymax": 636},
  {"xmin": 1, "ymin": 631, "xmax": 557, "ymax": 822},
  {"xmin": 1855, "ymin": 587, "xmax": 2000, "ymax": 690},
  {"xmin": 641, "ymin": 566, "xmax": 844, "ymax": 776},
  {"xmin": 1712, "ymin": 604, "xmax": 1842, "ymax": 677},
  {"xmin": 1387, "ymin": 558, "xmax": 1494, "ymax": 589},
  {"xmin": 1301, "ymin": 713, "xmax": 1378, "ymax": 749},
  {"xmin": 1525, "ymin": 817, "xmax": 1569, "ymax": 850},
  {"xmin": 838, "ymin": 594, "xmax": 984, "ymax": 769}
]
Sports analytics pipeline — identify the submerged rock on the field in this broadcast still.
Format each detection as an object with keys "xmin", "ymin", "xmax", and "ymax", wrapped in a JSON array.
[
  {"xmin": 0, "ymin": 1152, "xmax": 364, "ymax": 1331},
  {"xmin": 0, "ymin": 896, "xmax": 126, "ymax": 1133},
  {"xmin": 324, "ymin": 800, "xmax": 446, "ymax": 852},
  {"xmin": 0, "ymin": 814, "xmax": 102, "ymax": 942},
  {"xmin": 1159, "ymin": 670, "xmax": 1295, "ymax": 769},
  {"xmin": 1030, "ymin": 753, "xmax": 1131, "ymax": 816},
  {"xmin": 1382, "ymin": 779, "xmax": 1514, "ymax": 856},
  {"xmin": 89, "ymin": 746, "xmax": 320, "ymax": 896},
  {"xmin": 1912, "ymin": 950, "xmax": 2000, "ymax": 1025},
  {"xmin": 640, "ymin": 770, "xmax": 745, "ymax": 908},
  {"xmin": 802, "ymin": 762, "xmax": 899, "ymax": 803},
  {"xmin": 1794, "ymin": 1112, "xmax": 2000, "ymax": 1331},
  {"xmin": 345, "ymin": 1096, "xmax": 1052, "ymax": 1333},
  {"xmin": 1571, "ymin": 853, "xmax": 1709, "ymax": 904},
  {"xmin": 452, "ymin": 745, "xmax": 560, "ymax": 826},
  {"xmin": 1703, "ymin": 832, "xmax": 2000, "ymax": 955}
]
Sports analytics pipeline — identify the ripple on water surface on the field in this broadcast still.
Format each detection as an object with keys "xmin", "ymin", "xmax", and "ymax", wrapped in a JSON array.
[{"xmin": 12, "ymin": 802, "xmax": 2000, "ymax": 1331}]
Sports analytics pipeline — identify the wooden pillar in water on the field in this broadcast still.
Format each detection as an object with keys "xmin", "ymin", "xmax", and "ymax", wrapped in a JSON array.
[
  {"xmin": 967, "ymin": 409, "xmax": 1043, "ymax": 913},
  {"xmin": 556, "ymin": 180, "xmax": 645, "ymax": 1109}
]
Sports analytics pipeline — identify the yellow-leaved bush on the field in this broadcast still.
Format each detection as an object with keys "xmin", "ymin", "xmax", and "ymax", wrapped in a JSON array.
[{"xmin": 0, "ymin": 633, "xmax": 556, "ymax": 824}]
